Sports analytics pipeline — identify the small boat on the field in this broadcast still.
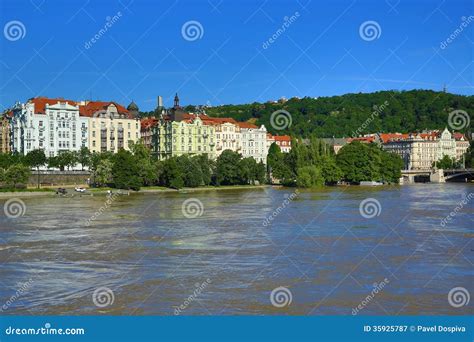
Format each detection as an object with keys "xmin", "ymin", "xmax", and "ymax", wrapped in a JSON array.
[
  {"xmin": 74, "ymin": 187, "xmax": 87, "ymax": 193},
  {"xmin": 359, "ymin": 181, "xmax": 383, "ymax": 186}
]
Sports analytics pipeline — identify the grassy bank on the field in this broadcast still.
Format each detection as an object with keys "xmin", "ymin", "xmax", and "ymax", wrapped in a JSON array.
[{"xmin": 0, "ymin": 184, "xmax": 269, "ymax": 198}]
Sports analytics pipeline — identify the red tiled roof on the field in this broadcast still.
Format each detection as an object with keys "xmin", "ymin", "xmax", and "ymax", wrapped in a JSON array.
[
  {"xmin": 348, "ymin": 136, "xmax": 376, "ymax": 143},
  {"xmin": 379, "ymin": 133, "xmax": 409, "ymax": 143},
  {"xmin": 29, "ymin": 97, "xmax": 77, "ymax": 114},
  {"xmin": 273, "ymin": 135, "xmax": 291, "ymax": 142},
  {"xmin": 79, "ymin": 101, "xmax": 130, "ymax": 118},
  {"xmin": 453, "ymin": 132, "xmax": 466, "ymax": 140},
  {"xmin": 237, "ymin": 122, "xmax": 258, "ymax": 129},
  {"xmin": 140, "ymin": 117, "xmax": 158, "ymax": 130}
]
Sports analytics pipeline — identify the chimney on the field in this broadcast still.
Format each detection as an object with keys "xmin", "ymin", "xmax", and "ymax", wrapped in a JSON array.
[{"xmin": 157, "ymin": 96, "xmax": 163, "ymax": 109}]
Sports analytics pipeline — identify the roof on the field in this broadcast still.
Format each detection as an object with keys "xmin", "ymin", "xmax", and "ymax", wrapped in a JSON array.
[
  {"xmin": 273, "ymin": 135, "xmax": 291, "ymax": 142},
  {"xmin": 379, "ymin": 133, "xmax": 409, "ymax": 143},
  {"xmin": 453, "ymin": 132, "xmax": 466, "ymax": 141},
  {"xmin": 79, "ymin": 101, "xmax": 131, "ymax": 118},
  {"xmin": 347, "ymin": 136, "xmax": 376, "ymax": 143},
  {"xmin": 321, "ymin": 138, "xmax": 348, "ymax": 146},
  {"xmin": 28, "ymin": 97, "xmax": 77, "ymax": 114},
  {"xmin": 140, "ymin": 117, "xmax": 158, "ymax": 130},
  {"xmin": 237, "ymin": 122, "xmax": 258, "ymax": 129}
]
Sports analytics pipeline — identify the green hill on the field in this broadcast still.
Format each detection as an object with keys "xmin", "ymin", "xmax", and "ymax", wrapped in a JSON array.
[{"xmin": 186, "ymin": 90, "xmax": 473, "ymax": 138}]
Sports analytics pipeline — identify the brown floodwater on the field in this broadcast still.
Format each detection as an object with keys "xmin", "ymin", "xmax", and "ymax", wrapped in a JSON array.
[{"xmin": 0, "ymin": 184, "xmax": 472, "ymax": 315}]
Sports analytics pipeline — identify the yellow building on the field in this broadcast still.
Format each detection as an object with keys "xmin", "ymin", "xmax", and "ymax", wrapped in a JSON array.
[
  {"xmin": 0, "ymin": 114, "xmax": 10, "ymax": 153},
  {"xmin": 79, "ymin": 101, "xmax": 140, "ymax": 153}
]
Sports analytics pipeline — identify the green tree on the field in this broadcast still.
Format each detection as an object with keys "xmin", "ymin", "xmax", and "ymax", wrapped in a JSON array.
[
  {"xmin": 320, "ymin": 156, "xmax": 342, "ymax": 184},
  {"xmin": 196, "ymin": 154, "xmax": 212, "ymax": 186},
  {"xmin": 112, "ymin": 149, "xmax": 142, "ymax": 190},
  {"xmin": 215, "ymin": 150, "xmax": 242, "ymax": 185},
  {"xmin": 296, "ymin": 165, "xmax": 324, "ymax": 188},
  {"xmin": 434, "ymin": 155, "xmax": 454, "ymax": 169},
  {"xmin": 161, "ymin": 157, "xmax": 184, "ymax": 189},
  {"xmin": 4, "ymin": 164, "xmax": 31, "ymax": 189},
  {"xmin": 94, "ymin": 159, "xmax": 113, "ymax": 187},
  {"xmin": 25, "ymin": 149, "xmax": 46, "ymax": 188},
  {"xmin": 77, "ymin": 147, "xmax": 91, "ymax": 170},
  {"xmin": 177, "ymin": 155, "xmax": 203, "ymax": 187},
  {"xmin": 379, "ymin": 152, "xmax": 403, "ymax": 183},
  {"xmin": 336, "ymin": 141, "xmax": 381, "ymax": 183}
]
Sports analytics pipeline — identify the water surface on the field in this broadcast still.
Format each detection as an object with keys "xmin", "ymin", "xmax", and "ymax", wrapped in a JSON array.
[{"xmin": 0, "ymin": 184, "xmax": 472, "ymax": 315}]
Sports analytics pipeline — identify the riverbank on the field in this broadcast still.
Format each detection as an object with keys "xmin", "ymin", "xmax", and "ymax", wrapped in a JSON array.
[{"xmin": 0, "ymin": 184, "xmax": 269, "ymax": 199}]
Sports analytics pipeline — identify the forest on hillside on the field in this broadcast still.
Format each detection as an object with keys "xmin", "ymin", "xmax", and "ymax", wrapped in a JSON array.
[{"xmin": 168, "ymin": 90, "xmax": 473, "ymax": 138}]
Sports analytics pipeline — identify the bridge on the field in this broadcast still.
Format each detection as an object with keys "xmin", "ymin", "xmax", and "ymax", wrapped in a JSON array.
[{"xmin": 401, "ymin": 169, "xmax": 474, "ymax": 183}]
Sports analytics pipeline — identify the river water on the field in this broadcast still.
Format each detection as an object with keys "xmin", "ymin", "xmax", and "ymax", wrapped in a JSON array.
[{"xmin": 0, "ymin": 184, "xmax": 472, "ymax": 315}]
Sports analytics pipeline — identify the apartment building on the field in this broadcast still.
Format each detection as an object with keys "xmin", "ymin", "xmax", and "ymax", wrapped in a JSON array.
[
  {"xmin": 9, "ymin": 97, "xmax": 88, "ymax": 157},
  {"xmin": 79, "ymin": 101, "xmax": 140, "ymax": 153}
]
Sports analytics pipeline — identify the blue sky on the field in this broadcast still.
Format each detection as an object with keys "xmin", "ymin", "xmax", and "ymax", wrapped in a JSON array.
[{"xmin": 0, "ymin": 0, "xmax": 472, "ymax": 111}]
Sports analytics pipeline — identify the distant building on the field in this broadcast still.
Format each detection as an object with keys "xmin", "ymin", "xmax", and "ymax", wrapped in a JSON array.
[
  {"xmin": 380, "ymin": 128, "xmax": 469, "ymax": 170},
  {"xmin": 272, "ymin": 135, "xmax": 292, "ymax": 153},
  {"xmin": 321, "ymin": 138, "xmax": 348, "ymax": 154}
]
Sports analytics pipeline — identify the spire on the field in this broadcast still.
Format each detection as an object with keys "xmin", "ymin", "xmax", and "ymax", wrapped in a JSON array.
[{"xmin": 174, "ymin": 93, "xmax": 180, "ymax": 109}]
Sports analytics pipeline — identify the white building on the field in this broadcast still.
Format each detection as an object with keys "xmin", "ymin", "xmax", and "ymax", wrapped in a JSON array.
[
  {"xmin": 381, "ymin": 128, "xmax": 469, "ymax": 170},
  {"xmin": 238, "ymin": 122, "xmax": 268, "ymax": 164},
  {"xmin": 10, "ymin": 97, "xmax": 88, "ymax": 157},
  {"xmin": 202, "ymin": 116, "xmax": 241, "ymax": 157}
]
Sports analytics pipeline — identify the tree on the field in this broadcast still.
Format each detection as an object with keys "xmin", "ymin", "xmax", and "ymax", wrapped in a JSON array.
[
  {"xmin": 379, "ymin": 152, "xmax": 403, "ymax": 183},
  {"xmin": 336, "ymin": 141, "xmax": 381, "ymax": 183},
  {"xmin": 4, "ymin": 164, "xmax": 30, "ymax": 189},
  {"xmin": 161, "ymin": 157, "xmax": 184, "ymax": 189},
  {"xmin": 434, "ymin": 155, "xmax": 454, "ymax": 169},
  {"xmin": 94, "ymin": 159, "xmax": 113, "ymax": 187},
  {"xmin": 215, "ymin": 150, "xmax": 242, "ymax": 185},
  {"xmin": 25, "ymin": 149, "xmax": 46, "ymax": 188},
  {"xmin": 112, "ymin": 149, "xmax": 142, "ymax": 190},
  {"xmin": 238, "ymin": 157, "xmax": 257, "ymax": 184},
  {"xmin": 320, "ymin": 156, "xmax": 342, "ymax": 184},
  {"xmin": 177, "ymin": 155, "xmax": 203, "ymax": 187},
  {"xmin": 196, "ymin": 154, "xmax": 212, "ymax": 186},
  {"xmin": 296, "ymin": 166, "xmax": 324, "ymax": 188},
  {"xmin": 77, "ymin": 147, "xmax": 91, "ymax": 170},
  {"xmin": 131, "ymin": 141, "xmax": 157, "ymax": 186}
]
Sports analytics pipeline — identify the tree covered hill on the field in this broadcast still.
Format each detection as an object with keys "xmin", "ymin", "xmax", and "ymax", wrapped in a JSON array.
[{"xmin": 183, "ymin": 90, "xmax": 473, "ymax": 138}]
